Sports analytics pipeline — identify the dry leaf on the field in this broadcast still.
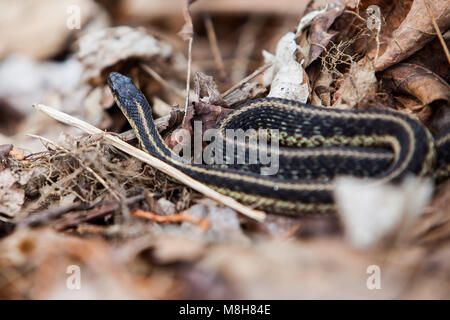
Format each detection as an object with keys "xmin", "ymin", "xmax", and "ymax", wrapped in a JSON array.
[
  {"xmin": 335, "ymin": 176, "xmax": 433, "ymax": 249},
  {"xmin": 0, "ymin": 169, "xmax": 25, "ymax": 216},
  {"xmin": 307, "ymin": 4, "xmax": 345, "ymax": 67},
  {"xmin": 265, "ymin": 32, "xmax": 310, "ymax": 102},
  {"xmin": 77, "ymin": 26, "xmax": 172, "ymax": 83},
  {"xmin": 382, "ymin": 63, "xmax": 450, "ymax": 105},
  {"xmin": 372, "ymin": 0, "xmax": 450, "ymax": 71},
  {"xmin": 332, "ymin": 56, "xmax": 377, "ymax": 109}
]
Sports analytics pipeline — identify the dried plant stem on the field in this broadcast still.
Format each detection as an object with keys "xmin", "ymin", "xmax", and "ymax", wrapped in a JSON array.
[
  {"xmin": 424, "ymin": 0, "xmax": 450, "ymax": 65},
  {"xmin": 184, "ymin": 37, "xmax": 193, "ymax": 125},
  {"xmin": 141, "ymin": 64, "xmax": 186, "ymax": 98},
  {"xmin": 231, "ymin": 16, "xmax": 263, "ymax": 83},
  {"xmin": 221, "ymin": 62, "xmax": 273, "ymax": 98},
  {"xmin": 204, "ymin": 15, "xmax": 227, "ymax": 79},
  {"xmin": 33, "ymin": 103, "xmax": 266, "ymax": 221}
]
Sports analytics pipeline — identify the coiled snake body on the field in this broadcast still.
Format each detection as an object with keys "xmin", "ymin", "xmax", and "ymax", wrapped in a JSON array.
[{"xmin": 108, "ymin": 72, "xmax": 450, "ymax": 215}]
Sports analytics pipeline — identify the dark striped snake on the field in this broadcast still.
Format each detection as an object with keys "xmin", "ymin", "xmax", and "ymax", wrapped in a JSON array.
[{"xmin": 107, "ymin": 72, "xmax": 450, "ymax": 216}]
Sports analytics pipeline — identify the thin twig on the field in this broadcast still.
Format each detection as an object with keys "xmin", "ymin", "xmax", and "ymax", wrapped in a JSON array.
[
  {"xmin": 141, "ymin": 64, "xmax": 186, "ymax": 98},
  {"xmin": 184, "ymin": 37, "xmax": 193, "ymax": 124},
  {"xmin": 221, "ymin": 62, "xmax": 273, "ymax": 98},
  {"xmin": 179, "ymin": 0, "xmax": 196, "ymax": 126},
  {"xmin": 204, "ymin": 15, "xmax": 227, "ymax": 79},
  {"xmin": 33, "ymin": 103, "xmax": 266, "ymax": 221},
  {"xmin": 55, "ymin": 194, "xmax": 146, "ymax": 231},
  {"xmin": 231, "ymin": 16, "xmax": 264, "ymax": 83},
  {"xmin": 134, "ymin": 209, "xmax": 210, "ymax": 231},
  {"xmin": 424, "ymin": 0, "xmax": 450, "ymax": 65}
]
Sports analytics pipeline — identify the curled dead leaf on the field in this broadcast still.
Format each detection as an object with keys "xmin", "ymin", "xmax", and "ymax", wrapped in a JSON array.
[{"xmin": 382, "ymin": 63, "xmax": 450, "ymax": 105}]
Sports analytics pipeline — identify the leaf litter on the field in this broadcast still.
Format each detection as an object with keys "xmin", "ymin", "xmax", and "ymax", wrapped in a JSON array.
[{"xmin": 0, "ymin": 0, "xmax": 449, "ymax": 299}]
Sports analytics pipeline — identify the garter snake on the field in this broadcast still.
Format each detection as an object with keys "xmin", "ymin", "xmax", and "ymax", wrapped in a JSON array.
[{"xmin": 107, "ymin": 72, "xmax": 449, "ymax": 215}]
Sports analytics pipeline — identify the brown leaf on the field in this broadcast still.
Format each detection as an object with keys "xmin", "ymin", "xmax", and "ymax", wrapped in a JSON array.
[
  {"xmin": 332, "ymin": 57, "xmax": 377, "ymax": 109},
  {"xmin": 194, "ymin": 72, "xmax": 226, "ymax": 106},
  {"xmin": 166, "ymin": 73, "xmax": 232, "ymax": 150},
  {"xmin": 0, "ymin": 144, "xmax": 13, "ymax": 171},
  {"xmin": 307, "ymin": 4, "xmax": 346, "ymax": 67},
  {"xmin": 382, "ymin": 63, "xmax": 450, "ymax": 105},
  {"xmin": 372, "ymin": 0, "xmax": 450, "ymax": 71},
  {"xmin": 193, "ymin": 102, "xmax": 232, "ymax": 134},
  {"xmin": 0, "ymin": 169, "xmax": 25, "ymax": 216},
  {"xmin": 407, "ymin": 37, "xmax": 450, "ymax": 83},
  {"xmin": 394, "ymin": 96, "xmax": 433, "ymax": 123}
]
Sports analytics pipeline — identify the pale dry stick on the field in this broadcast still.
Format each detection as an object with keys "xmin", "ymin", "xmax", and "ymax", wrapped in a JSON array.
[
  {"xmin": 221, "ymin": 62, "xmax": 273, "ymax": 98},
  {"xmin": 231, "ymin": 16, "xmax": 264, "ymax": 83},
  {"xmin": 141, "ymin": 64, "xmax": 186, "ymax": 99},
  {"xmin": 424, "ymin": 0, "xmax": 450, "ymax": 65},
  {"xmin": 33, "ymin": 103, "xmax": 266, "ymax": 222},
  {"xmin": 204, "ymin": 15, "xmax": 227, "ymax": 79},
  {"xmin": 184, "ymin": 36, "xmax": 193, "ymax": 124},
  {"xmin": 179, "ymin": 0, "xmax": 196, "ymax": 126},
  {"xmin": 27, "ymin": 134, "xmax": 121, "ymax": 201}
]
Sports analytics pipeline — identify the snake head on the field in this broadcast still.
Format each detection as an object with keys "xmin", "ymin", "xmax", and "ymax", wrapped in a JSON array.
[
  {"xmin": 107, "ymin": 72, "xmax": 146, "ymax": 112},
  {"xmin": 107, "ymin": 72, "xmax": 134, "ymax": 96},
  {"xmin": 107, "ymin": 71, "xmax": 153, "ymax": 117}
]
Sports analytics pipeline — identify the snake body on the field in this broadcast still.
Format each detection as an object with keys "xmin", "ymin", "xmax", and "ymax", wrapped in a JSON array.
[{"xmin": 107, "ymin": 72, "xmax": 449, "ymax": 215}]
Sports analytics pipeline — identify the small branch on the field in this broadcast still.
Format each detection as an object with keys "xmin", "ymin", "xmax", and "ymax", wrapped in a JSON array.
[
  {"xmin": 221, "ymin": 62, "xmax": 273, "ymax": 98},
  {"xmin": 20, "ymin": 202, "xmax": 93, "ymax": 227},
  {"xmin": 204, "ymin": 15, "xmax": 227, "ymax": 79},
  {"xmin": 55, "ymin": 194, "xmax": 146, "ymax": 231},
  {"xmin": 424, "ymin": 0, "xmax": 450, "ymax": 65},
  {"xmin": 33, "ymin": 103, "xmax": 266, "ymax": 221},
  {"xmin": 179, "ymin": 0, "xmax": 197, "ymax": 126},
  {"xmin": 134, "ymin": 209, "xmax": 210, "ymax": 231},
  {"xmin": 184, "ymin": 37, "xmax": 193, "ymax": 124},
  {"xmin": 231, "ymin": 16, "xmax": 264, "ymax": 83},
  {"xmin": 141, "ymin": 64, "xmax": 186, "ymax": 99}
]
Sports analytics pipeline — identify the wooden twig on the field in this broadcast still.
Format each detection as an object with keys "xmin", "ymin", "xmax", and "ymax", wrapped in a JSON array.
[
  {"xmin": 231, "ymin": 16, "xmax": 264, "ymax": 83},
  {"xmin": 55, "ymin": 194, "xmax": 146, "ymax": 231},
  {"xmin": 20, "ymin": 202, "xmax": 93, "ymax": 227},
  {"xmin": 424, "ymin": 0, "xmax": 450, "ymax": 65},
  {"xmin": 134, "ymin": 209, "xmax": 210, "ymax": 231},
  {"xmin": 184, "ymin": 37, "xmax": 194, "ymax": 123},
  {"xmin": 33, "ymin": 103, "xmax": 266, "ymax": 221},
  {"xmin": 179, "ymin": 0, "xmax": 196, "ymax": 126},
  {"xmin": 221, "ymin": 62, "xmax": 273, "ymax": 98},
  {"xmin": 204, "ymin": 15, "xmax": 227, "ymax": 79},
  {"xmin": 141, "ymin": 64, "xmax": 186, "ymax": 98}
]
